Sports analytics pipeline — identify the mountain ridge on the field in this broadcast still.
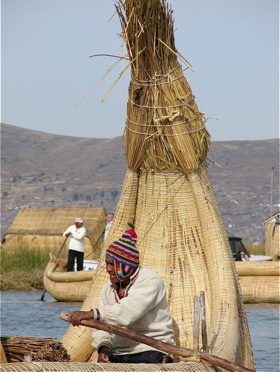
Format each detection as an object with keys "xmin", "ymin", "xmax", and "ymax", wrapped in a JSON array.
[{"xmin": 1, "ymin": 123, "xmax": 279, "ymax": 242}]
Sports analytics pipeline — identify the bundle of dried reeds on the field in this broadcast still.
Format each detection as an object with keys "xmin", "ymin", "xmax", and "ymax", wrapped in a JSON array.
[
  {"xmin": 239, "ymin": 276, "xmax": 280, "ymax": 304},
  {"xmin": 59, "ymin": 2, "xmax": 255, "ymax": 371},
  {"xmin": 115, "ymin": 0, "xmax": 210, "ymax": 174},
  {"xmin": 0, "ymin": 336, "xmax": 70, "ymax": 363},
  {"xmin": 265, "ymin": 220, "xmax": 280, "ymax": 260},
  {"xmin": 235, "ymin": 261, "xmax": 280, "ymax": 276}
]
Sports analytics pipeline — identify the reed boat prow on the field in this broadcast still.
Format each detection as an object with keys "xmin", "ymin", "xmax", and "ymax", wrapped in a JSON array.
[
  {"xmin": 45, "ymin": 255, "xmax": 97, "ymax": 282},
  {"xmin": 43, "ymin": 256, "xmax": 97, "ymax": 302}
]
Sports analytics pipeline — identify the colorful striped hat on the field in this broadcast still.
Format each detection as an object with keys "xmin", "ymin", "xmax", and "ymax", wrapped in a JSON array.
[{"xmin": 106, "ymin": 223, "xmax": 139, "ymax": 280}]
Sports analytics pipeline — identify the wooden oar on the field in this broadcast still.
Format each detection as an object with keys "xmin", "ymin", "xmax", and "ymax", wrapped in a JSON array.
[
  {"xmin": 0, "ymin": 340, "xmax": 8, "ymax": 363},
  {"xmin": 60, "ymin": 312, "xmax": 254, "ymax": 372},
  {"xmin": 40, "ymin": 236, "xmax": 68, "ymax": 301}
]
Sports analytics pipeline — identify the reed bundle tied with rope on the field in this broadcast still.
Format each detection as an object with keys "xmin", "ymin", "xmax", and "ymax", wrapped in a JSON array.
[
  {"xmin": 0, "ymin": 336, "xmax": 70, "ymax": 363},
  {"xmin": 58, "ymin": 2, "xmax": 255, "ymax": 371},
  {"xmin": 115, "ymin": 0, "xmax": 210, "ymax": 175}
]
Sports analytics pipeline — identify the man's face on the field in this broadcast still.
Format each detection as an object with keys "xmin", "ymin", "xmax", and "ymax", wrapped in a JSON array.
[
  {"xmin": 75, "ymin": 222, "xmax": 83, "ymax": 228},
  {"xmin": 105, "ymin": 256, "xmax": 118, "ymax": 284},
  {"xmin": 107, "ymin": 214, "xmax": 113, "ymax": 223}
]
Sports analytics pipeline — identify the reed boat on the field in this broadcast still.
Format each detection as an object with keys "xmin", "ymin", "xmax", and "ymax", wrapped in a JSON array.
[
  {"xmin": 43, "ymin": 257, "xmax": 280, "ymax": 304},
  {"xmin": 1, "ymin": 1, "xmax": 257, "ymax": 370},
  {"xmin": 42, "ymin": 256, "xmax": 98, "ymax": 302},
  {"xmin": 235, "ymin": 261, "xmax": 280, "ymax": 304}
]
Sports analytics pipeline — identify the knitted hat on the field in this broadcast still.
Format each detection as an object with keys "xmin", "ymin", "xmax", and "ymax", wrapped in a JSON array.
[{"xmin": 106, "ymin": 223, "xmax": 139, "ymax": 281}]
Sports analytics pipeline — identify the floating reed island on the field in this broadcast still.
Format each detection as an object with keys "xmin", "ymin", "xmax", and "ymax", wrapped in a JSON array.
[{"xmin": 1, "ymin": 0, "xmax": 256, "ymax": 370}]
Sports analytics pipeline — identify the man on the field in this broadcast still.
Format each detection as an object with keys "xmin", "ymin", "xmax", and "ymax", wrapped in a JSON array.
[
  {"xmin": 235, "ymin": 250, "xmax": 249, "ymax": 262},
  {"xmin": 104, "ymin": 213, "xmax": 114, "ymax": 241},
  {"xmin": 63, "ymin": 217, "xmax": 86, "ymax": 271},
  {"xmin": 67, "ymin": 223, "xmax": 175, "ymax": 364}
]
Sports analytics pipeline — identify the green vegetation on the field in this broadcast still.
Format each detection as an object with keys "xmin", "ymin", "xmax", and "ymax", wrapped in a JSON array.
[
  {"xmin": 0, "ymin": 246, "xmax": 49, "ymax": 291},
  {"xmin": 0, "ymin": 242, "xmax": 267, "ymax": 291},
  {"xmin": 1, "ymin": 246, "xmax": 49, "ymax": 272}
]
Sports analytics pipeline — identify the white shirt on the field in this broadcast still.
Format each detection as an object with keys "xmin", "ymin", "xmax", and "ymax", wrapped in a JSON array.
[
  {"xmin": 104, "ymin": 221, "xmax": 113, "ymax": 241},
  {"xmin": 63, "ymin": 224, "xmax": 86, "ymax": 252},
  {"xmin": 92, "ymin": 267, "xmax": 175, "ymax": 355}
]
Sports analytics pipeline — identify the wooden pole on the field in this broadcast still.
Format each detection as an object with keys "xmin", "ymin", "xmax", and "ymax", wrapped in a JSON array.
[
  {"xmin": 60, "ymin": 312, "xmax": 254, "ymax": 372},
  {"xmin": 200, "ymin": 291, "xmax": 208, "ymax": 352},
  {"xmin": 193, "ymin": 295, "xmax": 200, "ymax": 353},
  {"xmin": 0, "ymin": 341, "xmax": 8, "ymax": 363}
]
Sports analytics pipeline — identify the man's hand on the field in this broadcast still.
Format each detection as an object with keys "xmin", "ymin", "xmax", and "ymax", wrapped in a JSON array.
[
  {"xmin": 97, "ymin": 346, "xmax": 111, "ymax": 363},
  {"xmin": 67, "ymin": 310, "xmax": 93, "ymax": 326},
  {"xmin": 65, "ymin": 232, "xmax": 72, "ymax": 237},
  {"xmin": 162, "ymin": 355, "xmax": 168, "ymax": 363}
]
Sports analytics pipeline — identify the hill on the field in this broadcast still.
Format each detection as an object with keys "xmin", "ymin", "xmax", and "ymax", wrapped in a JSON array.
[{"xmin": 1, "ymin": 123, "xmax": 279, "ymax": 242}]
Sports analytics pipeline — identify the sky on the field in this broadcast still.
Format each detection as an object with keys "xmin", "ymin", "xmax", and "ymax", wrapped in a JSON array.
[{"xmin": 1, "ymin": 0, "xmax": 279, "ymax": 141}]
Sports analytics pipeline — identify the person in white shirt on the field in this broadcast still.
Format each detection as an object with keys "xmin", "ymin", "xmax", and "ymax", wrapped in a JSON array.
[
  {"xmin": 68, "ymin": 223, "xmax": 175, "ymax": 364},
  {"xmin": 104, "ymin": 213, "xmax": 114, "ymax": 241},
  {"xmin": 63, "ymin": 217, "xmax": 86, "ymax": 271}
]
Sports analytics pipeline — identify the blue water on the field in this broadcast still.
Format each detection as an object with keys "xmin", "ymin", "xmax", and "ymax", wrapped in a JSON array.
[
  {"xmin": 0, "ymin": 291, "xmax": 80, "ymax": 339},
  {"xmin": 0, "ymin": 291, "xmax": 279, "ymax": 371},
  {"xmin": 245, "ymin": 304, "xmax": 279, "ymax": 372}
]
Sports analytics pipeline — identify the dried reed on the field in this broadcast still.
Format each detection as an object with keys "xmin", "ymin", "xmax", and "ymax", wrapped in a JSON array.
[{"xmin": 115, "ymin": 0, "xmax": 211, "ymax": 175}]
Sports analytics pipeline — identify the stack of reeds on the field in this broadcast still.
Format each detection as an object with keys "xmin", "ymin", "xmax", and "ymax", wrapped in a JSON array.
[
  {"xmin": 0, "ymin": 336, "xmax": 70, "ymax": 363},
  {"xmin": 236, "ymin": 261, "xmax": 280, "ymax": 303},
  {"xmin": 58, "ymin": 1, "xmax": 255, "ymax": 371},
  {"xmin": 117, "ymin": 0, "xmax": 210, "ymax": 175},
  {"xmin": 265, "ymin": 219, "xmax": 280, "ymax": 261}
]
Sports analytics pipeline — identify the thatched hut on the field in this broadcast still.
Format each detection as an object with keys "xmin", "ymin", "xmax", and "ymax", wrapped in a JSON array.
[
  {"xmin": 264, "ymin": 212, "xmax": 280, "ymax": 261},
  {"xmin": 1, "ymin": 208, "xmax": 107, "ymax": 260}
]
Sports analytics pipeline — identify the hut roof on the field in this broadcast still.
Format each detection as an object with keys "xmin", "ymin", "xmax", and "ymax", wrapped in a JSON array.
[
  {"xmin": 2, "ymin": 207, "xmax": 107, "ymax": 246},
  {"xmin": 264, "ymin": 211, "xmax": 280, "ymax": 223}
]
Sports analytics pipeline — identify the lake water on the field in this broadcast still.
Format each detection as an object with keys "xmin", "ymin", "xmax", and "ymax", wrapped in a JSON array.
[{"xmin": 0, "ymin": 291, "xmax": 279, "ymax": 372}]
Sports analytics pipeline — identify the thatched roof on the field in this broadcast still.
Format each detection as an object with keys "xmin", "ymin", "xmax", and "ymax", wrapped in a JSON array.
[
  {"xmin": 264, "ymin": 211, "xmax": 280, "ymax": 224},
  {"xmin": 264, "ymin": 211, "xmax": 280, "ymax": 260},
  {"xmin": 2, "ymin": 207, "xmax": 107, "ymax": 248}
]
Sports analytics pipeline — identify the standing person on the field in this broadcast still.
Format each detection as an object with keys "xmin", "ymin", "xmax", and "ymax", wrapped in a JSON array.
[
  {"xmin": 104, "ymin": 213, "xmax": 114, "ymax": 241},
  {"xmin": 67, "ymin": 224, "xmax": 175, "ymax": 364},
  {"xmin": 63, "ymin": 217, "xmax": 86, "ymax": 271}
]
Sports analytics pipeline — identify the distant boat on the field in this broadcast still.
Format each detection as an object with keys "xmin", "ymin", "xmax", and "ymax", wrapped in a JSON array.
[
  {"xmin": 43, "ymin": 256, "xmax": 98, "ymax": 302},
  {"xmin": 228, "ymin": 236, "xmax": 273, "ymax": 262}
]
